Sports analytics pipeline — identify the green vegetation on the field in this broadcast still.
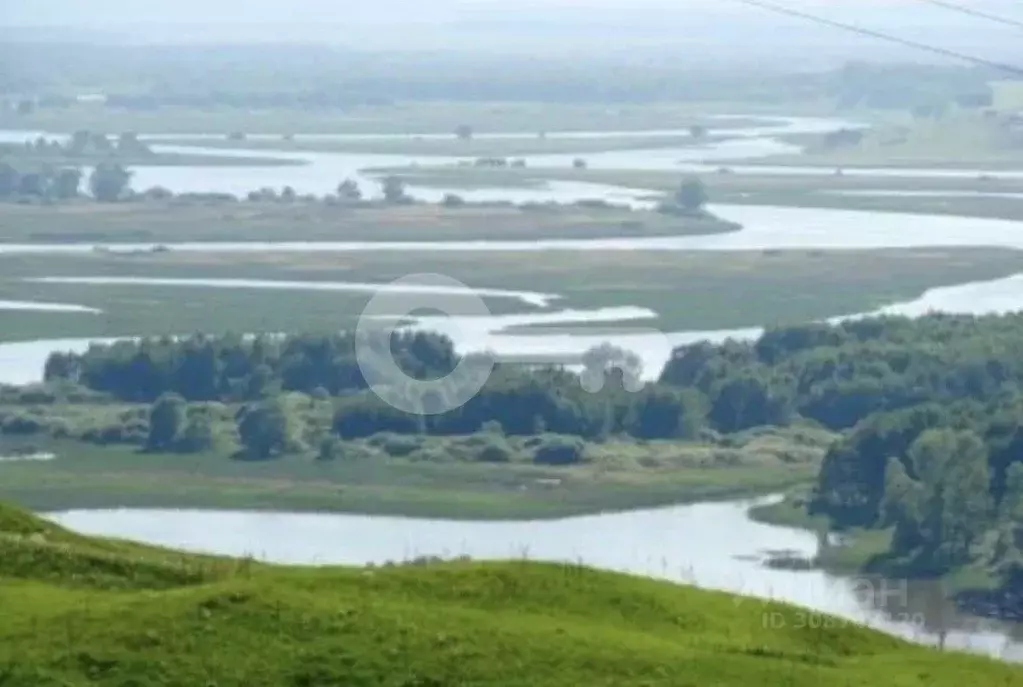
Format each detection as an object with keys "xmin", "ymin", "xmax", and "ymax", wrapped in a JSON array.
[
  {"xmin": 152, "ymin": 132, "xmax": 716, "ymax": 156},
  {"xmin": 0, "ymin": 194, "xmax": 737, "ymax": 243},
  {"xmin": 371, "ymin": 164, "xmax": 1023, "ymax": 221},
  {"xmin": 1, "ymin": 502, "xmax": 1017, "ymax": 687},
  {"xmin": 3, "ymin": 247, "xmax": 1023, "ymax": 343},
  {"xmin": 748, "ymin": 112, "xmax": 1023, "ymax": 169},
  {"xmin": 0, "ymin": 100, "xmax": 780, "ymax": 136},
  {"xmin": 1, "ymin": 131, "xmax": 302, "ymax": 168}
]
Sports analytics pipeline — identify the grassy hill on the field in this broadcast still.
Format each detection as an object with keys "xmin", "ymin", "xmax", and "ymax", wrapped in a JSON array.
[{"xmin": 0, "ymin": 502, "xmax": 1020, "ymax": 686}]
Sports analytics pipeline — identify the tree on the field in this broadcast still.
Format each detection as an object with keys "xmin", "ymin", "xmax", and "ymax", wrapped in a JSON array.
[
  {"xmin": 89, "ymin": 163, "xmax": 132, "ymax": 202},
  {"xmin": 689, "ymin": 124, "xmax": 708, "ymax": 140},
  {"xmin": 147, "ymin": 393, "xmax": 187, "ymax": 451},
  {"xmin": 455, "ymin": 124, "xmax": 474, "ymax": 140},
  {"xmin": 280, "ymin": 186, "xmax": 296, "ymax": 203},
  {"xmin": 381, "ymin": 176, "xmax": 409, "ymax": 204},
  {"xmin": 237, "ymin": 398, "xmax": 292, "ymax": 459},
  {"xmin": 337, "ymin": 178, "xmax": 362, "ymax": 201},
  {"xmin": 52, "ymin": 168, "xmax": 82, "ymax": 200},
  {"xmin": 675, "ymin": 178, "xmax": 708, "ymax": 212},
  {"xmin": 908, "ymin": 429, "xmax": 992, "ymax": 565},
  {"xmin": 572, "ymin": 158, "xmax": 587, "ymax": 169}
]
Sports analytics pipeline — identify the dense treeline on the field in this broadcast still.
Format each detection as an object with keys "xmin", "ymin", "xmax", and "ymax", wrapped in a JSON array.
[{"xmin": 41, "ymin": 313, "xmax": 1023, "ymax": 586}]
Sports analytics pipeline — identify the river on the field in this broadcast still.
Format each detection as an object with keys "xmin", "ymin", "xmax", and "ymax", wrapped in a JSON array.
[
  {"xmin": 47, "ymin": 497, "xmax": 1023, "ymax": 661},
  {"xmin": 4, "ymin": 116, "xmax": 1023, "ymax": 659}
]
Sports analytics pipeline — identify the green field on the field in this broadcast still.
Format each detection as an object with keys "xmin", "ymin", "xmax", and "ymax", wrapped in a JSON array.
[
  {"xmin": 152, "ymin": 133, "xmax": 717, "ymax": 157},
  {"xmin": 0, "ymin": 423, "xmax": 826, "ymax": 519},
  {"xmin": 2, "ymin": 247, "xmax": 1022, "ymax": 343},
  {"xmin": 745, "ymin": 113, "xmax": 1023, "ymax": 169},
  {"xmin": 3, "ymin": 501, "xmax": 1018, "ymax": 687},
  {"xmin": 0, "ymin": 199, "xmax": 736, "ymax": 244},
  {"xmin": 0, "ymin": 147, "xmax": 304, "ymax": 169},
  {"xmin": 0, "ymin": 102, "xmax": 778, "ymax": 135}
]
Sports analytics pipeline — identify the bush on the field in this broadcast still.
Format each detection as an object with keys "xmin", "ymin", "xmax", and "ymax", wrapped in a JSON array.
[
  {"xmin": 369, "ymin": 432, "xmax": 423, "ymax": 457},
  {"xmin": 477, "ymin": 437, "xmax": 513, "ymax": 463},
  {"xmin": 533, "ymin": 436, "xmax": 586, "ymax": 466}
]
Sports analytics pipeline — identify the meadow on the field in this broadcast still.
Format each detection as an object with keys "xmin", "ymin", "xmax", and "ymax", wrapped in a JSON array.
[
  {"xmin": 3, "ymin": 247, "xmax": 1023, "ymax": 342},
  {"xmin": 2, "ymin": 500, "xmax": 1018, "ymax": 686}
]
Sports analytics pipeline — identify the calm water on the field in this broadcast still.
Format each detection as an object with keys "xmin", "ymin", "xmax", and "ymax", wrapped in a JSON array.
[{"xmin": 48, "ymin": 499, "xmax": 1023, "ymax": 661}]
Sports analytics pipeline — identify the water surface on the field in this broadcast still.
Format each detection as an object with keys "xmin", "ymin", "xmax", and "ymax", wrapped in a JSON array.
[{"xmin": 48, "ymin": 499, "xmax": 1023, "ymax": 661}]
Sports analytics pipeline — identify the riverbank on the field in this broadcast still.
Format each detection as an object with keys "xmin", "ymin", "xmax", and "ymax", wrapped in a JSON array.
[
  {"xmin": 749, "ymin": 495, "xmax": 1023, "ymax": 624},
  {"xmin": 0, "ymin": 428, "xmax": 826, "ymax": 520},
  {"xmin": 5, "ymin": 501, "xmax": 1016, "ymax": 686},
  {"xmin": 364, "ymin": 165, "xmax": 1023, "ymax": 222},
  {"xmin": 0, "ymin": 198, "xmax": 738, "ymax": 244}
]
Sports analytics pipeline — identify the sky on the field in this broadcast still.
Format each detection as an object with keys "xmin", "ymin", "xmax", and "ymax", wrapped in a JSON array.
[{"xmin": 2, "ymin": 0, "xmax": 1022, "ymax": 65}]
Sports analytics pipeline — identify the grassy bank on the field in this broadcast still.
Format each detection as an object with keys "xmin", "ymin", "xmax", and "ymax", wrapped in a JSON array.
[
  {"xmin": 750, "ymin": 495, "xmax": 994, "ymax": 592},
  {"xmin": 0, "ymin": 199, "xmax": 736, "ymax": 244},
  {"xmin": 3, "ymin": 247, "xmax": 1023, "ymax": 343},
  {"xmin": 0, "ymin": 425, "xmax": 826, "ymax": 520},
  {"xmin": 0, "ymin": 102, "xmax": 778, "ymax": 135},
  {"xmin": 2, "ymin": 503, "xmax": 1017, "ymax": 687},
  {"xmin": 747, "ymin": 113, "xmax": 1023, "ymax": 169},
  {"xmin": 153, "ymin": 133, "xmax": 715, "ymax": 157},
  {"xmin": 0, "ymin": 146, "xmax": 305, "ymax": 168},
  {"xmin": 366, "ymin": 165, "xmax": 1023, "ymax": 221}
]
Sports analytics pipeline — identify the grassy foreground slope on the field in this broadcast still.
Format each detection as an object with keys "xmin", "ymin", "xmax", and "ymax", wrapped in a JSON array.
[{"xmin": 1, "ymin": 504, "xmax": 1020, "ymax": 686}]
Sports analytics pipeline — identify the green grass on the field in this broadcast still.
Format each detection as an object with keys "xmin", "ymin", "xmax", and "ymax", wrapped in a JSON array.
[
  {"xmin": 152, "ymin": 133, "xmax": 716, "ymax": 157},
  {"xmin": 0, "ymin": 102, "xmax": 777, "ymax": 135},
  {"xmin": 0, "ymin": 148, "xmax": 304, "ymax": 168},
  {"xmin": 0, "ymin": 199, "xmax": 736, "ymax": 244},
  {"xmin": 0, "ymin": 502, "xmax": 1019, "ymax": 686},
  {"xmin": 746, "ymin": 113, "xmax": 1023, "ymax": 169},
  {"xmin": 0, "ymin": 424, "xmax": 826, "ymax": 519},
  {"xmin": 3, "ymin": 247, "xmax": 1022, "ymax": 343}
]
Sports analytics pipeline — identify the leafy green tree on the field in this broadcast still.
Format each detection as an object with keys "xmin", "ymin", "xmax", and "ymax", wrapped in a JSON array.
[
  {"xmin": 89, "ymin": 163, "xmax": 132, "ymax": 202},
  {"xmin": 146, "ymin": 393, "xmax": 187, "ymax": 451},
  {"xmin": 908, "ymin": 429, "xmax": 992, "ymax": 565},
  {"xmin": 237, "ymin": 398, "xmax": 292, "ymax": 459}
]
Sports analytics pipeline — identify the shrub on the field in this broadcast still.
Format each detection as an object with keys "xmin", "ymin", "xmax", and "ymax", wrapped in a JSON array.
[
  {"xmin": 369, "ymin": 432, "xmax": 423, "ymax": 457},
  {"xmin": 477, "ymin": 437, "xmax": 513, "ymax": 463},
  {"xmin": 533, "ymin": 436, "xmax": 586, "ymax": 466}
]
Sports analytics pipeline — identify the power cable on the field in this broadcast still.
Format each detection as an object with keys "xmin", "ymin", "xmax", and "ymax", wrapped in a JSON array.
[{"xmin": 727, "ymin": 0, "xmax": 1023, "ymax": 77}]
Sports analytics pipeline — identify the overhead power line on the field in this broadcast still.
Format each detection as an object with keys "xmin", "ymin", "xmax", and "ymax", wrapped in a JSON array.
[
  {"xmin": 914, "ymin": 0, "xmax": 1023, "ymax": 30},
  {"xmin": 727, "ymin": 0, "xmax": 1023, "ymax": 77}
]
